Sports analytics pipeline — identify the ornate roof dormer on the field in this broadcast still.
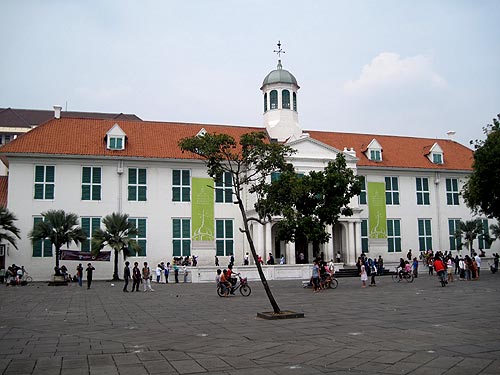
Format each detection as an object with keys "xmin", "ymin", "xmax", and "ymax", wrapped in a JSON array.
[{"xmin": 106, "ymin": 123, "xmax": 126, "ymax": 150}]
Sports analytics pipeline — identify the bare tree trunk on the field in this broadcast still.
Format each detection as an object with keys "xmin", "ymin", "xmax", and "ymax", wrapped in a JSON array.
[
  {"xmin": 113, "ymin": 249, "xmax": 120, "ymax": 280},
  {"xmin": 237, "ymin": 199, "xmax": 281, "ymax": 313}
]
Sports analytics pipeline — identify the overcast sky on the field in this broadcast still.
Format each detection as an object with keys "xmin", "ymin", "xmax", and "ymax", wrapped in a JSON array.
[{"xmin": 1, "ymin": 0, "xmax": 499, "ymax": 148}]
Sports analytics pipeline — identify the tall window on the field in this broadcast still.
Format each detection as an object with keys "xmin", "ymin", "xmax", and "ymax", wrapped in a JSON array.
[
  {"xmin": 387, "ymin": 219, "xmax": 401, "ymax": 252},
  {"xmin": 418, "ymin": 219, "xmax": 432, "ymax": 251},
  {"xmin": 446, "ymin": 178, "xmax": 459, "ymax": 205},
  {"xmin": 82, "ymin": 166, "xmax": 101, "ymax": 201},
  {"xmin": 282, "ymin": 90, "xmax": 290, "ymax": 109},
  {"xmin": 128, "ymin": 168, "xmax": 147, "ymax": 201},
  {"xmin": 416, "ymin": 177, "xmax": 430, "ymax": 205},
  {"xmin": 270, "ymin": 90, "xmax": 278, "ymax": 109},
  {"xmin": 293, "ymin": 92, "xmax": 297, "ymax": 111},
  {"xmin": 32, "ymin": 217, "xmax": 52, "ymax": 257},
  {"xmin": 478, "ymin": 219, "xmax": 491, "ymax": 250},
  {"xmin": 264, "ymin": 93, "xmax": 267, "ymax": 112},
  {"xmin": 361, "ymin": 219, "xmax": 369, "ymax": 253},
  {"xmin": 448, "ymin": 219, "xmax": 462, "ymax": 251},
  {"xmin": 385, "ymin": 177, "xmax": 400, "ymax": 205},
  {"xmin": 128, "ymin": 218, "xmax": 147, "ymax": 256},
  {"xmin": 172, "ymin": 170, "xmax": 190, "ymax": 202},
  {"xmin": 34, "ymin": 165, "xmax": 55, "ymax": 200},
  {"xmin": 215, "ymin": 172, "xmax": 232, "ymax": 203},
  {"xmin": 173, "ymin": 218, "xmax": 191, "ymax": 256},
  {"xmin": 216, "ymin": 219, "xmax": 234, "ymax": 256},
  {"xmin": 358, "ymin": 176, "xmax": 367, "ymax": 205},
  {"xmin": 81, "ymin": 217, "xmax": 101, "ymax": 253}
]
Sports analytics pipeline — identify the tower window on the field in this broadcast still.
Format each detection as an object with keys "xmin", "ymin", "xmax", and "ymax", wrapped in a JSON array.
[
  {"xmin": 293, "ymin": 92, "xmax": 297, "ymax": 111},
  {"xmin": 282, "ymin": 90, "xmax": 290, "ymax": 109},
  {"xmin": 270, "ymin": 90, "xmax": 278, "ymax": 109},
  {"xmin": 264, "ymin": 93, "xmax": 267, "ymax": 112}
]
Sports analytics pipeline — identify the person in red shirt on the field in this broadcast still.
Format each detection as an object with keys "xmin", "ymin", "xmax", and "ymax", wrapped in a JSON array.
[{"xmin": 433, "ymin": 255, "xmax": 447, "ymax": 286}]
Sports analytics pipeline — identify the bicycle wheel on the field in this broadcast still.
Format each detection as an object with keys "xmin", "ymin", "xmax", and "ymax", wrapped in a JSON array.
[
  {"xmin": 329, "ymin": 278, "xmax": 338, "ymax": 289},
  {"xmin": 405, "ymin": 274, "xmax": 414, "ymax": 283},
  {"xmin": 240, "ymin": 285, "xmax": 251, "ymax": 297},
  {"xmin": 25, "ymin": 276, "xmax": 33, "ymax": 283},
  {"xmin": 217, "ymin": 286, "xmax": 224, "ymax": 297},
  {"xmin": 392, "ymin": 274, "xmax": 400, "ymax": 282}
]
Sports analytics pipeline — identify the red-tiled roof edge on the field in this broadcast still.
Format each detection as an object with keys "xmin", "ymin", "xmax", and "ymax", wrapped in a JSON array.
[{"xmin": 0, "ymin": 176, "xmax": 8, "ymax": 207}]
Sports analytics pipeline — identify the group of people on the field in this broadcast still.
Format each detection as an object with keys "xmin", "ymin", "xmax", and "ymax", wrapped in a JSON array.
[
  {"xmin": 215, "ymin": 264, "xmax": 237, "ymax": 296},
  {"xmin": 357, "ymin": 254, "xmax": 384, "ymax": 288},
  {"xmin": 425, "ymin": 251, "xmax": 484, "ymax": 281},
  {"xmin": 310, "ymin": 257, "xmax": 336, "ymax": 292},
  {"xmin": 1, "ymin": 264, "xmax": 27, "ymax": 285},
  {"xmin": 122, "ymin": 260, "xmax": 190, "ymax": 292}
]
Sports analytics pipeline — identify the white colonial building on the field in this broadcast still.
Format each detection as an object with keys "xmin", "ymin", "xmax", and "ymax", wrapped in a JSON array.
[{"xmin": 0, "ymin": 60, "xmax": 496, "ymax": 281}]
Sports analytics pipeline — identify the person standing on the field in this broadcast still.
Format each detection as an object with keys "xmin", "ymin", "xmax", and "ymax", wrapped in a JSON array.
[
  {"xmin": 446, "ymin": 256, "xmax": 454, "ymax": 283},
  {"xmin": 183, "ymin": 266, "xmax": 189, "ymax": 283},
  {"xmin": 142, "ymin": 262, "xmax": 154, "ymax": 292},
  {"xmin": 214, "ymin": 255, "xmax": 219, "ymax": 267},
  {"xmin": 244, "ymin": 252, "xmax": 249, "ymax": 266},
  {"xmin": 474, "ymin": 252, "xmax": 481, "ymax": 278},
  {"xmin": 164, "ymin": 262, "xmax": 170, "ymax": 283},
  {"xmin": 412, "ymin": 257, "xmax": 419, "ymax": 278},
  {"xmin": 377, "ymin": 255, "xmax": 384, "ymax": 275},
  {"xmin": 336, "ymin": 251, "xmax": 341, "ymax": 263},
  {"xmin": 174, "ymin": 264, "xmax": 179, "ymax": 283},
  {"xmin": 76, "ymin": 263, "xmax": 83, "ymax": 287},
  {"xmin": 132, "ymin": 262, "xmax": 141, "ymax": 291},
  {"xmin": 369, "ymin": 261, "xmax": 377, "ymax": 287},
  {"xmin": 86, "ymin": 263, "xmax": 95, "ymax": 289},
  {"xmin": 360, "ymin": 263, "xmax": 368, "ymax": 288},
  {"xmin": 123, "ymin": 261, "xmax": 131, "ymax": 292},
  {"xmin": 311, "ymin": 259, "xmax": 321, "ymax": 293},
  {"xmin": 155, "ymin": 264, "xmax": 162, "ymax": 283},
  {"xmin": 428, "ymin": 258, "xmax": 434, "ymax": 275}
]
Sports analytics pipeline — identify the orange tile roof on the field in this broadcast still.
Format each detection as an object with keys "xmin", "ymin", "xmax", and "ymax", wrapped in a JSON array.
[
  {"xmin": 0, "ymin": 118, "xmax": 264, "ymax": 160},
  {"xmin": 306, "ymin": 130, "xmax": 473, "ymax": 171},
  {"xmin": 0, "ymin": 176, "xmax": 7, "ymax": 207},
  {"xmin": 0, "ymin": 117, "xmax": 473, "ymax": 171}
]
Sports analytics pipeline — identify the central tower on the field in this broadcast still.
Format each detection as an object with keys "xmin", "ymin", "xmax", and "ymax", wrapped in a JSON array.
[{"xmin": 261, "ymin": 42, "xmax": 302, "ymax": 142}]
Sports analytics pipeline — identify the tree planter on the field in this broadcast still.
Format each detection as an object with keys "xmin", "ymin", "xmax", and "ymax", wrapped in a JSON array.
[
  {"xmin": 48, "ymin": 274, "xmax": 68, "ymax": 286},
  {"xmin": 257, "ymin": 310, "xmax": 305, "ymax": 320}
]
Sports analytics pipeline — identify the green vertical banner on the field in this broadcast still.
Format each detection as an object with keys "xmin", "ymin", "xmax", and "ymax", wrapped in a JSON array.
[
  {"xmin": 192, "ymin": 178, "xmax": 214, "ymax": 241},
  {"xmin": 368, "ymin": 182, "xmax": 387, "ymax": 239}
]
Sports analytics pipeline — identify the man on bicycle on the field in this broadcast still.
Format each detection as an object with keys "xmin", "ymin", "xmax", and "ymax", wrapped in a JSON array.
[{"xmin": 433, "ymin": 255, "xmax": 447, "ymax": 285}]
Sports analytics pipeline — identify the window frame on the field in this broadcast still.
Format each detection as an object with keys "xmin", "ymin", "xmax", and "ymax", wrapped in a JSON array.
[
  {"xmin": 216, "ymin": 219, "xmax": 234, "ymax": 256},
  {"xmin": 270, "ymin": 90, "xmax": 278, "ymax": 109},
  {"xmin": 81, "ymin": 166, "xmax": 102, "ymax": 201},
  {"xmin": 128, "ymin": 168, "xmax": 147, "ymax": 201},
  {"xmin": 448, "ymin": 218, "xmax": 462, "ymax": 251},
  {"xmin": 385, "ymin": 176, "xmax": 400, "ymax": 205},
  {"xmin": 416, "ymin": 177, "xmax": 430, "ymax": 206},
  {"xmin": 418, "ymin": 218, "xmax": 433, "ymax": 251},
  {"xmin": 478, "ymin": 219, "xmax": 491, "ymax": 250},
  {"xmin": 172, "ymin": 218, "xmax": 191, "ymax": 257},
  {"xmin": 172, "ymin": 169, "xmax": 191, "ymax": 202},
  {"xmin": 128, "ymin": 218, "xmax": 147, "ymax": 256},
  {"xmin": 361, "ymin": 219, "xmax": 369, "ymax": 253},
  {"xmin": 108, "ymin": 136, "xmax": 125, "ymax": 150},
  {"xmin": 370, "ymin": 149, "xmax": 382, "ymax": 161},
  {"xmin": 445, "ymin": 178, "xmax": 459, "ymax": 206},
  {"xmin": 432, "ymin": 152, "xmax": 443, "ymax": 164},
  {"xmin": 387, "ymin": 219, "xmax": 402, "ymax": 253},
  {"xmin": 358, "ymin": 176, "xmax": 367, "ymax": 205},
  {"xmin": 215, "ymin": 171, "xmax": 233, "ymax": 203},
  {"xmin": 34, "ymin": 165, "xmax": 55, "ymax": 200},
  {"xmin": 32, "ymin": 216, "xmax": 52, "ymax": 257},
  {"xmin": 282, "ymin": 89, "xmax": 290, "ymax": 109},
  {"xmin": 81, "ymin": 217, "xmax": 101, "ymax": 253}
]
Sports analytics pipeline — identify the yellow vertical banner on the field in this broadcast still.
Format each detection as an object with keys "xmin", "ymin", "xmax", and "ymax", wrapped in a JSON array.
[
  {"xmin": 192, "ymin": 178, "xmax": 214, "ymax": 241},
  {"xmin": 368, "ymin": 182, "xmax": 387, "ymax": 239}
]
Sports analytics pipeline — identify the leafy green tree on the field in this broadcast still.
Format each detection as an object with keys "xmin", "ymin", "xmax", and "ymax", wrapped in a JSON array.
[
  {"xmin": 179, "ymin": 131, "xmax": 295, "ymax": 314},
  {"xmin": 454, "ymin": 219, "xmax": 484, "ymax": 256},
  {"xmin": 256, "ymin": 155, "xmax": 361, "ymax": 245},
  {"xmin": 29, "ymin": 210, "xmax": 86, "ymax": 274},
  {"xmin": 0, "ymin": 206, "xmax": 21, "ymax": 249},
  {"xmin": 92, "ymin": 212, "xmax": 140, "ymax": 280},
  {"xmin": 463, "ymin": 114, "xmax": 500, "ymax": 220}
]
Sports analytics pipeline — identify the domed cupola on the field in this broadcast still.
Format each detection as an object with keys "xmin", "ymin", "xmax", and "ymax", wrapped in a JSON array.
[{"xmin": 261, "ymin": 42, "xmax": 302, "ymax": 142}]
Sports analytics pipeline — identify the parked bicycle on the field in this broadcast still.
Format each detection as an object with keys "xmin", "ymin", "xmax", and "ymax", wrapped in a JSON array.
[
  {"xmin": 392, "ymin": 268, "xmax": 414, "ymax": 283},
  {"xmin": 302, "ymin": 275, "xmax": 338, "ymax": 289},
  {"xmin": 217, "ymin": 273, "xmax": 251, "ymax": 297}
]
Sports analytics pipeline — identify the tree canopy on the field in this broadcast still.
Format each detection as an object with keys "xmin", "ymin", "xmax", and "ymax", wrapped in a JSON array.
[
  {"xmin": 0, "ymin": 206, "xmax": 21, "ymax": 250},
  {"xmin": 463, "ymin": 114, "xmax": 500, "ymax": 220}
]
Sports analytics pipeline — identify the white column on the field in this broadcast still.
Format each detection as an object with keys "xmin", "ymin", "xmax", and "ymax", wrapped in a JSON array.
[
  {"xmin": 326, "ymin": 225, "xmax": 334, "ymax": 261},
  {"xmin": 257, "ymin": 224, "xmax": 265, "ymax": 260},
  {"xmin": 348, "ymin": 222, "xmax": 356, "ymax": 266},
  {"xmin": 287, "ymin": 241, "xmax": 296, "ymax": 264},
  {"xmin": 265, "ymin": 222, "xmax": 273, "ymax": 259}
]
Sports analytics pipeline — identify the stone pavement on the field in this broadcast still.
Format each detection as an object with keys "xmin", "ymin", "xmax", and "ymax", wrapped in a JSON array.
[{"xmin": 0, "ymin": 271, "xmax": 500, "ymax": 375}]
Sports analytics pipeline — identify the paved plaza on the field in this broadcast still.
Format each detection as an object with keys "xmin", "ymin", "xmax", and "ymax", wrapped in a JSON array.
[{"xmin": 0, "ymin": 271, "xmax": 500, "ymax": 375}]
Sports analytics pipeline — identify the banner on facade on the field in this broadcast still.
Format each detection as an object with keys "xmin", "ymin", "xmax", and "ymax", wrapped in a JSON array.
[
  {"xmin": 368, "ymin": 182, "xmax": 387, "ymax": 239},
  {"xmin": 61, "ymin": 250, "xmax": 111, "ymax": 261},
  {"xmin": 191, "ymin": 177, "xmax": 215, "ymax": 242}
]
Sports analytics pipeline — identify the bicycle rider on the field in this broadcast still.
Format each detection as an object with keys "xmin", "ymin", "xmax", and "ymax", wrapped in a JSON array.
[{"xmin": 397, "ymin": 258, "xmax": 406, "ymax": 279}]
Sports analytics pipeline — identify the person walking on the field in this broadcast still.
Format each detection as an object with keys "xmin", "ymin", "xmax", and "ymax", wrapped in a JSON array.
[
  {"xmin": 446, "ymin": 257, "xmax": 454, "ymax": 283},
  {"xmin": 360, "ymin": 263, "xmax": 368, "ymax": 288},
  {"xmin": 174, "ymin": 264, "xmax": 179, "ymax": 283},
  {"xmin": 86, "ymin": 263, "xmax": 95, "ymax": 289},
  {"xmin": 369, "ymin": 261, "xmax": 377, "ymax": 287},
  {"xmin": 412, "ymin": 257, "xmax": 419, "ymax": 278},
  {"xmin": 76, "ymin": 263, "xmax": 83, "ymax": 287},
  {"xmin": 142, "ymin": 262, "xmax": 154, "ymax": 291},
  {"xmin": 474, "ymin": 252, "xmax": 481, "ymax": 278},
  {"xmin": 214, "ymin": 255, "xmax": 219, "ymax": 267},
  {"xmin": 164, "ymin": 262, "xmax": 170, "ymax": 283},
  {"xmin": 123, "ymin": 261, "xmax": 131, "ymax": 292},
  {"xmin": 244, "ymin": 252, "xmax": 249, "ymax": 265},
  {"xmin": 132, "ymin": 262, "xmax": 141, "ymax": 291},
  {"xmin": 311, "ymin": 259, "xmax": 321, "ymax": 293},
  {"xmin": 155, "ymin": 264, "xmax": 162, "ymax": 283}
]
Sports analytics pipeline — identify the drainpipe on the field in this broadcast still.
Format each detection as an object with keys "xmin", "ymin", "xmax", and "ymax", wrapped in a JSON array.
[
  {"xmin": 435, "ymin": 172, "xmax": 442, "ymax": 250},
  {"xmin": 117, "ymin": 160, "xmax": 124, "ymax": 213}
]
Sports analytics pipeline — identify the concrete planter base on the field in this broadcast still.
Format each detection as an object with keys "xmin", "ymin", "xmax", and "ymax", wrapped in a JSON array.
[
  {"xmin": 256, "ymin": 310, "xmax": 305, "ymax": 320},
  {"xmin": 48, "ymin": 275, "xmax": 68, "ymax": 286}
]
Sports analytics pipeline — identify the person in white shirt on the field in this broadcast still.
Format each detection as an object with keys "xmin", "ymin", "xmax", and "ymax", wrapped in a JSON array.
[{"xmin": 474, "ymin": 253, "xmax": 481, "ymax": 277}]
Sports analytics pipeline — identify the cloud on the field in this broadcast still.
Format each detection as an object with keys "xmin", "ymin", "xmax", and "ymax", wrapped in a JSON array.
[{"xmin": 344, "ymin": 52, "xmax": 447, "ymax": 94}]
